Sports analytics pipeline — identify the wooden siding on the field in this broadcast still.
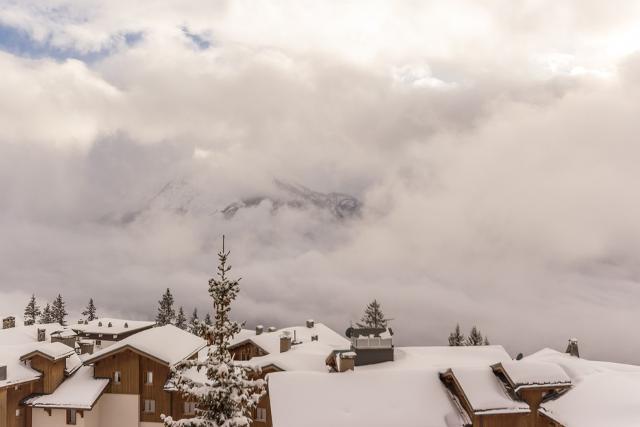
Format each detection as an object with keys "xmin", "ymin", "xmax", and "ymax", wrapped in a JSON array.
[
  {"xmin": 474, "ymin": 412, "xmax": 530, "ymax": 427},
  {"xmin": 5, "ymin": 382, "xmax": 35, "ymax": 427},
  {"xmin": 139, "ymin": 357, "xmax": 171, "ymax": 423},
  {"xmin": 28, "ymin": 356, "xmax": 63, "ymax": 394},
  {"xmin": 94, "ymin": 350, "xmax": 140, "ymax": 394},
  {"xmin": 230, "ymin": 342, "xmax": 268, "ymax": 361},
  {"xmin": 1, "ymin": 388, "xmax": 7, "ymax": 427}
]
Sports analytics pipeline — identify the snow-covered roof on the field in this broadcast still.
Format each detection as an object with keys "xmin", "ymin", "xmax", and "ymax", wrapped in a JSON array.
[
  {"xmin": 25, "ymin": 366, "xmax": 109, "ymax": 410},
  {"xmin": 240, "ymin": 341, "xmax": 337, "ymax": 372},
  {"xmin": 84, "ymin": 325, "xmax": 206, "ymax": 366},
  {"xmin": 229, "ymin": 323, "xmax": 349, "ymax": 355},
  {"xmin": 65, "ymin": 353, "xmax": 83, "ymax": 375},
  {"xmin": 494, "ymin": 360, "xmax": 571, "ymax": 390},
  {"xmin": 357, "ymin": 345, "xmax": 511, "ymax": 371},
  {"xmin": 20, "ymin": 342, "xmax": 76, "ymax": 361},
  {"xmin": 72, "ymin": 318, "xmax": 155, "ymax": 335},
  {"xmin": 0, "ymin": 345, "xmax": 42, "ymax": 388},
  {"xmin": 0, "ymin": 323, "xmax": 72, "ymax": 345},
  {"xmin": 268, "ymin": 369, "xmax": 467, "ymax": 427},
  {"xmin": 445, "ymin": 366, "xmax": 530, "ymax": 415}
]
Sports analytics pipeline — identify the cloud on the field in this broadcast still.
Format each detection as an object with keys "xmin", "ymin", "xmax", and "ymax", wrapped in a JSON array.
[{"xmin": 2, "ymin": 1, "xmax": 640, "ymax": 363}]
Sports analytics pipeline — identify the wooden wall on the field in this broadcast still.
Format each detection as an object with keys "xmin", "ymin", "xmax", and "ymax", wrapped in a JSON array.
[
  {"xmin": 139, "ymin": 357, "xmax": 171, "ymax": 423},
  {"xmin": 230, "ymin": 342, "xmax": 268, "ymax": 361},
  {"xmin": 94, "ymin": 350, "xmax": 140, "ymax": 394},
  {"xmin": 29, "ymin": 356, "xmax": 64, "ymax": 394},
  {"xmin": 1, "ymin": 388, "xmax": 7, "ymax": 427},
  {"xmin": 474, "ymin": 412, "xmax": 531, "ymax": 427},
  {"xmin": 5, "ymin": 382, "xmax": 35, "ymax": 427}
]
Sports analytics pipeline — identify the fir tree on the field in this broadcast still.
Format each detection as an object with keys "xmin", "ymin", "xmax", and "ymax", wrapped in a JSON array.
[
  {"xmin": 483, "ymin": 336, "xmax": 490, "ymax": 346},
  {"xmin": 356, "ymin": 299, "xmax": 389, "ymax": 328},
  {"xmin": 175, "ymin": 306, "xmax": 187, "ymax": 330},
  {"xmin": 162, "ymin": 236, "xmax": 265, "ymax": 427},
  {"xmin": 448, "ymin": 323, "xmax": 466, "ymax": 346},
  {"xmin": 82, "ymin": 298, "xmax": 98, "ymax": 321},
  {"xmin": 23, "ymin": 294, "xmax": 41, "ymax": 326},
  {"xmin": 51, "ymin": 294, "xmax": 68, "ymax": 325},
  {"xmin": 466, "ymin": 326, "xmax": 484, "ymax": 346},
  {"xmin": 188, "ymin": 308, "xmax": 200, "ymax": 334},
  {"xmin": 204, "ymin": 313, "xmax": 212, "ymax": 326},
  {"xmin": 40, "ymin": 303, "xmax": 53, "ymax": 324},
  {"xmin": 156, "ymin": 288, "xmax": 176, "ymax": 326}
]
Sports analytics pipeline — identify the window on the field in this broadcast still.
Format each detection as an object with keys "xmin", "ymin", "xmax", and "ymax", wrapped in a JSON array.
[
  {"xmin": 15, "ymin": 409, "xmax": 21, "ymax": 417},
  {"xmin": 66, "ymin": 409, "xmax": 77, "ymax": 425},
  {"xmin": 145, "ymin": 371, "xmax": 153, "ymax": 385},
  {"xmin": 256, "ymin": 407, "xmax": 267, "ymax": 422},
  {"xmin": 95, "ymin": 340, "xmax": 102, "ymax": 346},
  {"xmin": 143, "ymin": 399, "xmax": 156, "ymax": 414},
  {"xmin": 114, "ymin": 371, "xmax": 121, "ymax": 384},
  {"xmin": 184, "ymin": 401, "xmax": 197, "ymax": 415}
]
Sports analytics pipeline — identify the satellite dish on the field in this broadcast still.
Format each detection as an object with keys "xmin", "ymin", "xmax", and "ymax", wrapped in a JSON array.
[{"xmin": 345, "ymin": 327, "xmax": 354, "ymax": 338}]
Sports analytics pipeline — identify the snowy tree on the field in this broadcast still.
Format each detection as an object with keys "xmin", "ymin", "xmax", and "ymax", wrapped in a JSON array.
[
  {"xmin": 24, "ymin": 294, "xmax": 41, "ymax": 326},
  {"xmin": 448, "ymin": 324, "xmax": 466, "ymax": 346},
  {"xmin": 188, "ymin": 308, "xmax": 199, "ymax": 334},
  {"xmin": 483, "ymin": 336, "xmax": 490, "ymax": 346},
  {"xmin": 162, "ymin": 236, "xmax": 265, "ymax": 427},
  {"xmin": 357, "ymin": 299, "xmax": 389, "ymax": 328},
  {"xmin": 466, "ymin": 326, "xmax": 484, "ymax": 346},
  {"xmin": 204, "ymin": 313, "xmax": 212, "ymax": 326},
  {"xmin": 82, "ymin": 298, "xmax": 98, "ymax": 321},
  {"xmin": 40, "ymin": 303, "xmax": 53, "ymax": 324},
  {"xmin": 175, "ymin": 306, "xmax": 187, "ymax": 330},
  {"xmin": 51, "ymin": 294, "xmax": 68, "ymax": 325},
  {"xmin": 156, "ymin": 288, "xmax": 176, "ymax": 326}
]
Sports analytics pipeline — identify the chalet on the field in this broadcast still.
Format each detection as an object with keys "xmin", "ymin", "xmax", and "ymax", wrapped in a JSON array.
[
  {"xmin": 71, "ymin": 319, "xmax": 155, "ymax": 351},
  {"xmin": 344, "ymin": 326, "xmax": 394, "ymax": 366}
]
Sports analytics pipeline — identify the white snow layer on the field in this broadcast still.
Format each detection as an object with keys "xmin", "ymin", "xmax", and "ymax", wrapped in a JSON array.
[
  {"xmin": 498, "ymin": 360, "xmax": 571, "ymax": 389},
  {"xmin": 25, "ymin": 366, "xmax": 109, "ymax": 409},
  {"xmin": 72, "ymin": 317, "xmax": 155, "ymax": 335}
]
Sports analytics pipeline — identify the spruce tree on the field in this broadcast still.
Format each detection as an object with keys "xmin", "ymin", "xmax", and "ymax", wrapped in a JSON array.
[
  {"xmin": 466, "ymin": 326, "xmax": 484, "ymax": 346},
  {"xmin": 483, "ymin": 336, "xmax": 490, "ymax": 346},
  {"xmin": 188, "ymin": 308, "xmax": 199, "ymax": 334},
  {"xmin": 156, "ymin": 288, "xmax": 176, "ymax": 326},
  {"xmin": 357, "ymin": 299, "xmax": 389, "ymax": 328},
  {"xmin": 448, "ymin": 323, "xmax": 466, "ymax": 346},
  {"xmin": 204, "ymin": 313, "xmax": 212, "ymax": 326},
  {"xmin": 162, "ymin": 236, "xmax": 264, "ymax": 427},
  {"xmin": 24, "ymin": 294, "xmax": 41, "ymax": 326},
  {"xmin": 40, "ymin": 303, "xmax": 53, "ymax": 324},
  {"xmin": 82, "ymin": 298, "xmax": 98, "ymax": 321},
  {"xmin": 51, "ymin": 294, "xmax": 68, "ymax": 325},
  {"xmin": 175, "ymin": 306, "xmax": 187, "ymax": 330}
]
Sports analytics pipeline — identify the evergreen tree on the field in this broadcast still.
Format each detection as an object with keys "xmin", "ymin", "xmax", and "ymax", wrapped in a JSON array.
[
  {"xmin": 466, "ymin": 326, "xmax": 484, "ymax": 346},
  {"xmin": 40, "ymin": 303, "xmax": 53, "ymax": 324},
  {"xmin": 23, "ymin": 294, "xmax": 41, "ymax": 326},
  {"xmin": 483, "ymin": 336, "xmax": 490, "ymax": 346},
  {"xmin": 448, "ymin": 323, "xmax": 466, "ymax": 346},
  {"xmin": 162, "ymin": 236, "xmax": 265, "ymax": 427},
  {"xmin": 175, "ymin": 306, "xmax": 187, "ymax": 330},
  {"xmin": 356, "ymin": 299, "xmax": 389, "ymax": 328},
  {"xmin": 51, "ymin": 294, "xmax": 68, "ymax": 325},
  {"xmin": 82, "ymin": 298, "xmax": 98, "ymax": 321},
  {"xmin": 204, "ymin": 313, "xmax": 212, "ymax": 326},
  {"xmin": 188, "ymin": 308, "xmax": 200, "ymax": 334},
  {"xmin": 156, "ymin": 288, "xmax": 176, "ymax": 326}
]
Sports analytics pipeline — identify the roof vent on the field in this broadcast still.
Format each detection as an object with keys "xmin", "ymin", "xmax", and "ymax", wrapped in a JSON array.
[
  {"xmin": 267, "ymin": 326, "xmax": 276, "ymax": 333},
  {"xmin": 124, "ymin": 322, "xmax": 128, "ymax": 328},
  {"xmin": 107, "ymin": 322, "xmax": 112, "ymax": 328},
  {"xmin": 78, "ymin": 320, "xmax": 83, "ymax": 324},
  {"xmin": 306, "ymin": 319, "xmax": 315, "ymax": 328},
  {"xmin": 566, "ymin": 338, "xmax": 580, "ymax": 358},
  {"xmin": 84, "ymin": 320, "xmax": 88, "ymax": 325},
  {"xmin": 256, "ymin": 325, "xmax": 264, "ymax": 335},
  {"xmin": 37, "ymin": 328, "xmax": 46, "ymax": 342},
  {"xmin": 98, "ymin": 321, "xmax": 102, "ymax": 327},
  {"xmin": 311, "ymin": 335, "xmax": 319, "ymax": 342},
  {"xmin": 0, "ymin": 365, "xmax": 6, "ymax": 381}
]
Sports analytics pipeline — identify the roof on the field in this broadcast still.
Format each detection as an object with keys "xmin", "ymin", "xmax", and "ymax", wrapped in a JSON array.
[
  {"xmin": 444, "ymin": 366, "xmax": 530, "ymax": 415},
  {"xmin": 20, "ymin": 342, "xmax": 76, "ymax": 362},
  {"xmin": 229, "ymin": 323, "xmax": 349, "ymax": 355},
  {"xmin": 268, "ymin": 369, "xmax": 467, "ymax": 427},
  {"xmin": 25, "ymin": 366, "xmax": 109, "ymax": 409},
  {"xmin": 72, "ymin": 318, "xmax": 155, "ymax": 336},
  {"xmin": 83, "ymin": 325, "xmax": 206, "ymax": 366},
  {"xmin": 240, "ymin": 341, "xmax": 338, "ymax": 372},
  {"xmin": 494, "ymin": 360, "xmax": 571, "ymax": 391},
  {"xmin": 0, "ymin": 345, "xmax": 42, "ymax": 388},
  {"xmin": 0, "ymin": 323, "xmax": 72, "ymax": 345}
]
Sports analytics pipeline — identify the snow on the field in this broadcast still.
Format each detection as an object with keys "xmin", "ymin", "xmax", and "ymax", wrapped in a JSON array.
[
  {"xmin": 0, "ymin": 345, "xmax": 41, "ymax": 387},
  {"xmin": 496, "ymin": 360, "xmax": 571, "ymax": 390},
  {"xmin": 20, "ymin": 342, "xmax": 76, "ymax": 361},
  {"xmin": 0, "ymin": 323, "xmax": 72, "ymax": 345},
  {"xmin": 268, "ymin": 369, "xmax": 467, "ymax": 427},
  {"xmin": 446, "ymin": 366, "xmax": 530, "ymax": 414},
  {"xmin": 72, "ymin": 317, "xmax": 155, "ymax": 335},
  {"xmin": 84, "ymin": 325, "xmax": 206, "ymax": 366},
  {"xmin": 25, "ymin": 366, "xmax": 109, "ymax": 409},
  {"xmin": 65, "ymin": 352, "xmax": 83, "ymax": 375},
  {"xmin": 239, "ymin": 341, "xmax": 338, "ymax": 372},
  {"xmin": 230, "ymin": 323, "xmax": 349, "ymax": 355}
]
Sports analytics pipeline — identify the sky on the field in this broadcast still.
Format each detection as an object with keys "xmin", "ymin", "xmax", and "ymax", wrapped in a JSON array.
[{"xmin": 1, "ymin": 0, "xmax": 640, "ymax": 363}]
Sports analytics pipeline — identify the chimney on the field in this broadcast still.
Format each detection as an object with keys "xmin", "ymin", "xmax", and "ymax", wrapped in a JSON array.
[
  {"xmin": 267, "ymin": 326, "xmax": 276, "ymax": 333},
  {"xmin": 0, "ymin": 365, "xmax": 7, "ymax": 381},
  {"xmin": 78, "ymin": 320, "xmax": 83, "ymax": 324},
  {"xmin": 256, "ymin": 325, "xmax": 264, "ymax": 335},
  {"xmin": 107, "ymin": 322, "xmax": 112, "ymax": 328},
  {"xmin": 79, "ymin": 341, "xmax": 94, "ymax": 355},
  {"xmin": 280, "ymin": 332, "xmax": 292, "ymax": 353},
  {"xmin": 2, "ymin": 316, "xmax": 15, "ymax": 329},
  {"xmin": 37, "ymin": 328, "xmax": 46, "ymax": 342},
  {"xmin": 124, "ymin": 322, "xmax": 128, "ymax": 328},
  {"xmin": 311, "ymin": 335, "xmax": 319, "ymax": 342},
  {"xmin": 337, "ymin": 352, "xmax": 355, "ymax": 372},
  {"xmin": 566, "ymin": 338, "xmax": 580, "ymax": 358},
  {"xmin": 98, "ymin": 321, "xmax": 102, "ymax": 327},
  {"xmin": 306, "ymin": 319, "xmax": 315, "ymax": 328},
  {"xmin": 84, "ymin": 320, "xmax": 88, "ymax": 325}
]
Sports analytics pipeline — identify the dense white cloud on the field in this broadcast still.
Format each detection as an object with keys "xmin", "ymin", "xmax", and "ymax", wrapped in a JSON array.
[{"xmin": 1, "ymin": 0, "xmax": 640, "ymax": 362}]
